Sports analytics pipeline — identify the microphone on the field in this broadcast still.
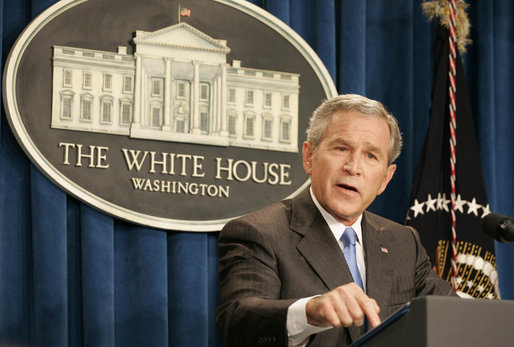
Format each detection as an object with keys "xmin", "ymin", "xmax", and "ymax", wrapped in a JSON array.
[{"xmin": 482, "ymin": 213, "xmax": 514, "ymax": 243}]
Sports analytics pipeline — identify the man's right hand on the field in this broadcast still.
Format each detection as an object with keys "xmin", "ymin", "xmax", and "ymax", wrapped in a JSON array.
[{"xmin": 305, "ymin": 283, "xmax": 381, "ymax": 328}]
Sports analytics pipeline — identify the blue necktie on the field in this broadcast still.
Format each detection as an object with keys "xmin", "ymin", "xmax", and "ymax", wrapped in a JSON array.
[{"xmin": 342, "ymin": 227, "xmax": 364, "ymax": 290}]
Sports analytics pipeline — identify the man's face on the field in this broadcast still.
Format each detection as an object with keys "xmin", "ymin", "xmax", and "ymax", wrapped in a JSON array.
[{"xmin": 302, "ymin": 110, "xmax": 397, "ymax": 225}]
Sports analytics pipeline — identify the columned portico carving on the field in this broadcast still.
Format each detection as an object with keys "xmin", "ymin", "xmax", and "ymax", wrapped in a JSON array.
[{"xmin": 51, "ymin": 22, "xmax": 300, "ymax": 152}]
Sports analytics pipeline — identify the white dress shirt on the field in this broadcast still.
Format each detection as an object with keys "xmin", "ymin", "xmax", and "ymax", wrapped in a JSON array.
[{"xmin": 286, "ymin": 188, "xmax": 366, "ymax": 346}]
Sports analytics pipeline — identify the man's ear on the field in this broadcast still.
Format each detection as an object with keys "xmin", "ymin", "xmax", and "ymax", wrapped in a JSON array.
[
  {"xmin": 302, "ymin": 141, "xmax": 313, "ymax": 175},
  {"xmin": 377, "ymin": 164, "xmax": 396, "ymax": 195}
]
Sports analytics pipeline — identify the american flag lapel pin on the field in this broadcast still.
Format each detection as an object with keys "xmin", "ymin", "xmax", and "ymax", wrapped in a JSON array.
[{"xmin": 380, "ymin": 246, "xmax": 389, "ymax": 254}]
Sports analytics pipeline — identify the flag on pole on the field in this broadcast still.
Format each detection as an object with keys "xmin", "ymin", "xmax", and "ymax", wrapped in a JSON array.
[
  {"xmin": 180, "ymin": 7, "xmax": 191, "ymax": 17},
  {"xmin": 406, "ymin": 4, "xmax": 499, "ymax": 299},
  {"xmin": 178, "ymin": 4, "xmax": 191, "ymax": 24}
]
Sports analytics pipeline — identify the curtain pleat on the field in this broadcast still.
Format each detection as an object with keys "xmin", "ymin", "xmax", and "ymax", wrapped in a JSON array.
[
  {"xmin": 338, "ymin": 0, "xmax": 367, "ymax": 94},
  {"xmin": 207, "ymin": 233, "xmax": 223, "ymax": 346},
  {"xmin": 168, "ymin": 232, "xmax": 211, "ymax": 346},
  {"xmin": 264, "ymin": 0, "xmax": 290, "ymax": 25},
  {"xmin": 0, "ymin": 1, "xmax": 513, "ymax": 346},
  {"xmin": 0, "ymin": 0, "xmax": 3, "ymax": 136},
  {"xmin": 67, "ymin": 197, "xmax": 83, "ymax": 346},
  {"xmin": 114, "ymin": 224, "xmax": 168, "ymax": 346},
  {"xmin": 314, "ymin": 0, "xmax": 337, "ymax": 79},
  {"xmin": 30, "ymin": 166, "xmax": 68, "ymax": 346},
  {"xmin": 490, "ymin": 1, "xmax": 513, "ymax": 213},
  {"xmin": 0, "ymin": 125, "xmax": 32, "ymax": 345},
  {"xmin": 81, "ymin": 204, "xmax": 115, "ymax": 346}
]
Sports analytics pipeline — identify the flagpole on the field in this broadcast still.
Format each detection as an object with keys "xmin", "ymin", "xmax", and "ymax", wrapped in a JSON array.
[
  {"xmin": 178, "ymin": 3, "xmax": 181, "ymax": 24},
  {"xmin": 448, "ymin": 0, "xmax": 459, "ymax": 292}
]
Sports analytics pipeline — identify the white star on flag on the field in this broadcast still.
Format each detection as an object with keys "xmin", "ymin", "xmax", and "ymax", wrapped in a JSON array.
[
  {"xmin": 426, "ymin": 194, "xmax": 437, "ymax": 212},
  {"xmin": 454, "ymin": 194, "xmax": 467, "ymax": 213},
  {"xmin": 410, "ymin": 199, "xmax": 425, "ymax": 218},
  {"xmin": 467, "ymin": 198, "xmax": 481, "ymax": 216},
  {"xmin": 481, "ymin": 204, "xmax": 491, "ymax": 218}
]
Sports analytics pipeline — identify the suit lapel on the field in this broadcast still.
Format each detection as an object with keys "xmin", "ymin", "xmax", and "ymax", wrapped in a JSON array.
[
  {"xmin": 290, "ymin": 189, "xmax": 354, "ymax": 291},
  {"xmin": 362, "ymin": 212, "xmax": 392, "ymax": 316}
]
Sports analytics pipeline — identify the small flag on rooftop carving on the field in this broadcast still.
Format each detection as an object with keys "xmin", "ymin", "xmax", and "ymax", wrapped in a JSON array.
[
  {"xmin": 178, "ymin": 4, "xmax": 191, "ymax": 23},
  {"xmin": 180, "ymin": 7, "xmax": 191, "ymax": 17}
]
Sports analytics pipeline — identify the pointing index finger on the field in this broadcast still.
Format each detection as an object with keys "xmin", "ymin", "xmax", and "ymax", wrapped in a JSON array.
[{"xmin": 360, "ymin": 298, "xmax": 381, "ymax": 328}]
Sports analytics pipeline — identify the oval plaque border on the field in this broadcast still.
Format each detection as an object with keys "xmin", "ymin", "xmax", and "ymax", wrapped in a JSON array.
[{"xmin": 3, "ymin": 0, "xmax": 337, "ymax": 231}]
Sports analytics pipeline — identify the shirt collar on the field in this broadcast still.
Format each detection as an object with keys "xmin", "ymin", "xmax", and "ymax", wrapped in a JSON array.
[{"xmin": 309, "ymin": 187, "xmax": 363, "ymax": 246}]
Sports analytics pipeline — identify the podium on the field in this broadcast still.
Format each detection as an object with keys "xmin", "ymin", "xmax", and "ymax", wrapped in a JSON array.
[{"xmin": 352, "ymin": 296, "xmax": 514, "ymax": 346}]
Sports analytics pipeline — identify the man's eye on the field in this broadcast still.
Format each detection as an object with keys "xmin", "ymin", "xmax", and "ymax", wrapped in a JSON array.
[
  {"xmin": 337, "ymin": 147, "xmax": 346, "ymax": 151},
  {"xmin": 367, "ymin": 153, "xmax": 377, "ymax": 160}
]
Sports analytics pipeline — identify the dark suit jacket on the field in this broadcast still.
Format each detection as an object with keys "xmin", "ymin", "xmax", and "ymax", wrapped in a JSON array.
[{"xmin": 216, "ymin": 188, "xmax": 455, "ymax": 347}]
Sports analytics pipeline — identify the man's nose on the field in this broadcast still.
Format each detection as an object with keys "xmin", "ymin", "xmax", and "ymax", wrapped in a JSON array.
[{"xmin": 343, "ymin": 153, "xmax": 361, "ymax": 175}]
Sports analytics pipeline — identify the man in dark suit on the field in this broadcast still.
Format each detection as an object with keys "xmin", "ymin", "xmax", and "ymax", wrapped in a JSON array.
[{"xmin": 216, "ymin": 94, "xmax": 455, "ymax": 346}]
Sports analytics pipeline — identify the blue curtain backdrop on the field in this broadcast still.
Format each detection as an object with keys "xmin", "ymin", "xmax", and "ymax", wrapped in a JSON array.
[{"xmin": 0, "ymin": 0, "xmax": 512, "ymax": 345}]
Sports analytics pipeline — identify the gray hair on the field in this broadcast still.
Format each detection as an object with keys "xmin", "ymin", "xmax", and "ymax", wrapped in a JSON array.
[{"xmin": 306, "ymin": 94, "xmax": 403, "ymax": 164}]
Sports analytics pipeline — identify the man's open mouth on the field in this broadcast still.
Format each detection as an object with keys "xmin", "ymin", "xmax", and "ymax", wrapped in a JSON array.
[{"xmin": 338, "ymin": 183, "xmax": 358, "ymax": 192}]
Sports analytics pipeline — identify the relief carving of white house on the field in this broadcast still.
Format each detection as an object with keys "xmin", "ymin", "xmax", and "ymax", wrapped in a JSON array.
[{"xmin": 51, "ymin": 22, "xmax": 300, "ymax": 152}]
